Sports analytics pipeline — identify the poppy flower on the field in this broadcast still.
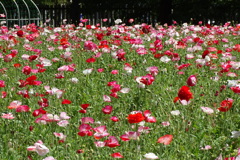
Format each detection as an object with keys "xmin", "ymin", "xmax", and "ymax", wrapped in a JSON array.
[
  {"xmin": 17, "ymin": 30, "xmax": 24, "ymax": 37},
  {"xmin": 38, "ymin": 98, "xmax": 49, "ymax": 107},
  {"xmin": 0, "ymin": 80, "xmax": 5, "ymax": 87},
  {"xmin": 76, "ymin": 149, "xmax": 84, "ymax": 154},
  {"xmin": 111, "ymin": 152, "xmax": 124, "ymax": 158},
  {"xmin": 93, "ymin": 126, "xmax": 109, "ymax": 139},
  {"xmin": 86, "ymin": 57, "xmax": 96, "ymax": 63},
  {"xmin": 230, "ymin": 86, "xmax": 240, "ymax": 95},
  {"xmin": 104, "ymin": 136, "xmax": 120, "ymax": 148},
  {"xmin": 127, "ymin": 112, "xmax": 145, "ymax": 124},
  {"xmin": 32, "ymin": 108, "xmax": 47, "ymax": 117},
  {"xmin": 102, "ymin": 105, "xmax": 113, "ymax": 114},
  {"xmin": 1, "ymin": 113, "xmax": 15, "ymax": 119},
  {"xmin": 218, "ymin": 98, "xmax": 233, "ymax": 112},
  {"xmin": 140, "ymin": 74, "xmax": 155, "ymax": 85},
  {"xmin": 1, "ymin": 91, "xmax": 7, "ymax": 98},
  {"xmin": 144, "ymin": 153, "xmax": 159, "ymax": 159},
  {"xmin": 14, "ymin": 63, "xmax": 21, "ymax": 68},
  {"xmin": 186, "ymin": 75, "xmax": 197, "ymax": 86},
  {"xmin": 16, "ymin": 105, "xmax": 30, "ymax": 112},
  {"xmin": 176, "ymin": 86, "xmax": 193, "ymax": 102},
  {"xmin": 157, "ymin": 134, "xmax": 173, "ymax": 145},
  {"xmin": 177, "ymin": 63, "xmax": 192, "ymax": 70},
  {"xmin": 110, "ymin": 116, "xmax": 119, "ymax": 122},
  {"xmin": 81, "ymin": 104, "xmax": 90, "ymax": 110},
  {"xmin": 62, "ymin": 99, "xmax": 71, "ymax": 104},
  {"xmin": 80, "ymin": 117, "xmax": 94, "ymax": 124},
  {"xmin": 78, "ymin": 124, "xmax": 93, "ymax": 136},
  {"xmin": 60, "ymin": 38, "xmax": 69, "ymax": 46},
  {"xmin": 27, "ymin": 140, "xmax": 49, "ymax": 156},
  {"xmin": 22, "ymin": 66, "xmax": 32, "ymax": 75}
]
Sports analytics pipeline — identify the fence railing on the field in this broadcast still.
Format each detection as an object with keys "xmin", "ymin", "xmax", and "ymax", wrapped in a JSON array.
[{"xmin": 38, "ymin": 5, "xmax": 70, "ymax": 26}]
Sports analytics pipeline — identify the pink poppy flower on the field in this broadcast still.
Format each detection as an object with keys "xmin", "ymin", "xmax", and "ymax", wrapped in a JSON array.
[
  {"xmin": 78, "ymin": 124, "xmax": 93, "ymax": 136},
  {"xmin": 16, "ymin": 105, "xmax": 30, "ymax": 112},
  {"xmin": 81, "ymin": 117, "xmax": 94, "ymax": 124},
  {"xmin": 157, "ymin": 134, "xmax": 173, "ymax": 145},
  {"xmin": 187, "ymin": 75, "xmax": 197, "ymax": 86},
  {"xmin": 146, "ymin": 66, "xmax": 159, "ymax": 76},
  {"xmin": 93, "ymin": 126, "xmax": 110, "ymax": 139},
  {"xmin": 120, "ymin": 131, "xmax": 140, "ymax": 141},
  {"xmin": 110, "ymin": 116, "xmax": 119, "ymax": 122},
  {"xmin": 8, "ymin": 100, "xmax": 22, "ymax": 109},
  {"xmin": 27, "ymin": 140, "xmax": 49, "ymax": 156},
  {"xmin": 103, "ymin": 95, "xmax": 111, "ymax": 102},
  {"xmin": 94, "ymin": 141, "xmax": 106, "ymax": 147},
  {"xmin": 0, "ymin": 80, "xmax": 6, "ymax": 87},
  {"xmin": 111, "ymin": 70, "xmax": 119, "ymax": 74},
  {"xmin": 201, "ymin": 107, "xmax": 214, "ymax": 114},
  {"xmin": 143, "ymin": 110, "xmax": 156, "ymax": 123},
  {"xmin": 104, "ymin": 136, "xmax": 120, "ymax": 148},
  {"xmin": 97, "ymin": 68, "xmax": 104, "ymax": 72},
  {"xmin": 1, "ymin": 113, "xmax": 14, "ymax": 119},
  {"xmin": 57, "ymin": 120, "xmax": 69, "ymax": 127},
  {"xmin": 53, "ymin": 132, "xmax": 66, "ymax": 142},
  {"xmin": 161, "ymin": 121, "xmax": 170, "ymax": 127},
  {"xmin": 102, "ymin": 105, "xmax": 113, "ymax": 114},
  {"xmin": 59, "ymin": 112, "xmax": 70, "ymax": 119}
]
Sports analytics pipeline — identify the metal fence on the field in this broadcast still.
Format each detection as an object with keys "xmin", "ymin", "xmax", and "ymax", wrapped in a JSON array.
[{"xmin": 0, "ymin": 0, "xmax": 41, "ymax": 27}]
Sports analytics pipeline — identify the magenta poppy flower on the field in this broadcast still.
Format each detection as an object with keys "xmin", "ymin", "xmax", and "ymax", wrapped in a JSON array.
[{"xmin": 102, "ymin": 105, "xmax": 113, "ymax": 114}]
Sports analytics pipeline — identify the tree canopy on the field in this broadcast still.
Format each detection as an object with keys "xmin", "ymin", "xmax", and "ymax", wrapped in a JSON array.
[{"xmin": 32, "ymin": 0, "xmax": 240, "ymax": 25}]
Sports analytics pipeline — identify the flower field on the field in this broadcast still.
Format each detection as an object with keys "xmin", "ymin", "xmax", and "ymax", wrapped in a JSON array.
[{"xmin": 0, "ymin": 21, "xmax": 240, "ymax": 160}]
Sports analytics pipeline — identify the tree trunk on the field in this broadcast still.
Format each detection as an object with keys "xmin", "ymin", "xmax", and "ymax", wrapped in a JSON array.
[{"xmin": 70, "ymin": 0, "xmax": 80, "ymax": 25}]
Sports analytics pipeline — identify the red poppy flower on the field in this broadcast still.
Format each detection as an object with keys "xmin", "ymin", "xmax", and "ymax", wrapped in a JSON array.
[
  {"xmin": 233, "ymin": 44, "xmax": 240, "ymax": 52},
  {"xmin": 218, "ymin": 98, "xmax": 233, "ymax": 112},
  {"xmin": 140, "ymin": 74, "xmax": 155, "ymax": 85},
  {"xmin": 62, "ymin": 99, "xmax": 71, "ymax": 104},
  {"xmin": 29, "ymin": 55, "xmax": 38, "ymax": 61},
  {"xmin": 127, "ymin": 112, "xmax": 145, "ymax": 124},
  {"xmin": 1, "ymin": 91, "xmax": 7, "ymax": 98},
  {"xmin": 86, "ymin": 57, "xmax": 96, "ymax": 63},
  {"xmin": 177, "ymin": 63, "xmax": 192, "ymax": 70},
  {"xmin": 79, "ymin": 109, "xmax": 87, "ymax": 114},
  {"xmin": 32, "ymin": 108, "xmax": 47, "ymax": 117},
  {"xmin": 230, "ymin": 86, "xmax": 240, "ymax": 95},
  {"xmin": 14, "ymin": 63, "xmax": 21, "ymax": 68},
  {"xmin": 60, "ymin": 38, "xmax": 69, "ymax": 46},
  {"xmin": 177, "ymin": 86, "xmax": 193, "ymax": 101},
  {"xmin": 86, "ymin": 25, "xmax": 92, "ymax": 29},
  {"xmin": 81, "ymin": 104, "xmax": 90, "ymax": 110},
  {"xmin": 154, "ymin": 53, "xmax": 163, "ymax": 59},
  {"xmin": 17, "ymin": 30, "xmax": 24, "ymax": 37},
  {"xmin": 157, "ymin": 134, "xmax": 173, "ymax": 145},
  {"xmin": 111, "ymin": 152, "xmax": 124, "ymax": 158}
]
